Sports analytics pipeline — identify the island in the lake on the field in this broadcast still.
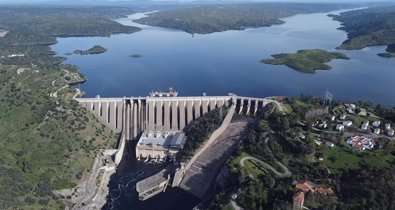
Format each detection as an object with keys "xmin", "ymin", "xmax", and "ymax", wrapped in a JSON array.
[
  {"xmin": 378, "ymin": 43, "xmax": 395, "ymax": 58},
  {"xmin": 74, "ymin": 45, "xmax": 107, "ymax": 55},
  {"xmin": 261, "ymin": 49, "xmax": 350, "ymax": 73},
  {"xmin": 130, "ymin": 54, "xmax": 142, "ymax": 58}
]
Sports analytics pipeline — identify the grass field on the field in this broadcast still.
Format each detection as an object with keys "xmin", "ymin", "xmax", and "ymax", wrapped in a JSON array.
[{"xmin": 318, "ymin": 143, "xmax": 395, "ymax": 174}]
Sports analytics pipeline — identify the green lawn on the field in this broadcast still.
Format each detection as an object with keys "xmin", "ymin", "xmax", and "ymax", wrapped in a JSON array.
[
  {"xmin": 318, "ymin": 144, "xmax": 395, "ymax": 174},
  {"xmin": 319, "ymin": 145, "xmax": 360, "ymax": 173}
]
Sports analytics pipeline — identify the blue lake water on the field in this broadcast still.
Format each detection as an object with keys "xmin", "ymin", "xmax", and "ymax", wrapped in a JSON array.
[
  {"xmin": 52, "ymin": 9, "xmax": 395, "ymax": 106},
  {"xmin": 50, "ymin": 9, "xmax": 395, "ymax": 209}
]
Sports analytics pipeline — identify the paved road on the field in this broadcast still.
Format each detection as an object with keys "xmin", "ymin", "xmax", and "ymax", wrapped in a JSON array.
[
  {"xmin": 312, "ymin": 127, "xmax": 394, "ymax": 141},
  {"xmin": 180, "ymin": 117, "xmax": 251, "ymax": 199}
]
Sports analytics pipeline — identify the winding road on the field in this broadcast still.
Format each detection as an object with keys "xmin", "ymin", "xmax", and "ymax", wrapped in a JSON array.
[
  {"xmin": 240, "ymin": 137, "xmax": 291, "ymax": 178},
  {"xmin": 240, "ymin": 156, "xmax": 291, "ymax": 178}
]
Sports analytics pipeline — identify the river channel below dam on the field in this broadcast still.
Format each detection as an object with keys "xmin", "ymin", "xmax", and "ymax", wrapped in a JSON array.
[{"xmin": 103, "ymin": 141, "xmax": 200, "ymax": 210}]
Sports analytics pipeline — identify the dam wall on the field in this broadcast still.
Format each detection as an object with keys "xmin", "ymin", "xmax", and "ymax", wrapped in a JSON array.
[{"xmin": 76, "ymin": 95, "xmax": 274, "ymax": 165}]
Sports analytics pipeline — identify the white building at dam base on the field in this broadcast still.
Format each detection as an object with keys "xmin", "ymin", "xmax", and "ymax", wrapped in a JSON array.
[{"xmin": 136, "ymin": 131, "xmax": 186, "ymax": 161}]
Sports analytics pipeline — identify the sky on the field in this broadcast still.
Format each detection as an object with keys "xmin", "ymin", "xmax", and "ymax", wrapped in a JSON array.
[{"xmin": 0, "ymin": 0, "xmax": 387, "ymax": 3}]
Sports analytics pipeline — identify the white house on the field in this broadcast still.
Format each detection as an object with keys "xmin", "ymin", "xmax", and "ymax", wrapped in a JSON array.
[
  {"xmin": 385, "ymin": 123, "xmax": 391, "ymax": 131},
  {"xmin": 343, "ymin": 121, "xmax": 353, "ymax": 127},
  {"xmin": 361, "ymin": 121, "xmax": 369, "ymax": 131},
  {"xmin": 374, "ymin": 128, "xmax": 381, "ymax": 135},
  {"xmin": 339, "ymin": 114, "xmax": 346, "ymax": 120},
  {"xmin": 319, "ymin": 122, "xmax": 328, "ymax": 129},
  {"xmin": 358, "ymin": 108, "xmax": 367, "ymax": 117},
  {"xmin": 373, "ymin": 121, "xmax": 381, "ymax": 127},
  {"xmin": 388, "ymin": 129, "xmax": 394, "ymax": 137},
  {"xmin": 326, "ymin": 142, "xmax": 335, "ymax": 147},
  {"xmin": 336, "ymin": 124, "xmax": 345, "ymax": 131}
]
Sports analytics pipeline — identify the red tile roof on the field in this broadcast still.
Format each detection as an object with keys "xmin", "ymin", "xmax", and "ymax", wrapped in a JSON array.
[
  {"xmin": 316, "ymin": 187, "xmax": 335, "ymax": 195},
  {"xmin": 295, "ymin": 182, "xmax": 314, "ymax": 192}
]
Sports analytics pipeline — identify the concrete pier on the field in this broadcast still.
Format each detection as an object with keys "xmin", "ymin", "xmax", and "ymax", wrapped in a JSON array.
[{"xmin": 136, "ymin": 168, "xmax": 171, "ymax": 201}]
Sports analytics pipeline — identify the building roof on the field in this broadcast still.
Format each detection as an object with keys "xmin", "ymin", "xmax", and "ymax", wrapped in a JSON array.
[
  {"xmin": 136, "ymin": 169, "xmax": 168, "ymax": 193},
  {"xmin": 316, "ymin": 187, "xmax": 335, "ymax": 195},
  {"xmin": 137, "ymin": 131, "xmax": 186, "ymax": 149},
  {"xmin": 373, "ymin": 121, "xmax": 381, "ymax": 127},
  {"xmin": 295, "ymin": 181, "xmax": 316, "ymax": 191},
  {"xmin": 347, "ymin": 136, "xmax": 374, "ymax": 150},
  {"xmin": 293, "ymin": 192, "xmax": 305, "ymax": 202},
  {"xmin": 169, "ymin": 132, "xmax": 186, "ymax": 147}
]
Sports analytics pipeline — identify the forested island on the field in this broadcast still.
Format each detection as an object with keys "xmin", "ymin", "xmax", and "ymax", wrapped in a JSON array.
[
  {"xmin": 74, "ymin": 45, "xmax": 107, "ymax": 55},
  {"xmin": 135, "ymin": 3, "xmax": 353, "ymax": 34},
  {"xmin": 330, "ymin": 7, "xmax": 395, "ymax": 53},
  {"xmin": 130, "ymin": 54, "xmax": 142, "ymax": 58},
  {"xmin": 261, "ymin": 49, "xmax": 350, "ymax": 73}
]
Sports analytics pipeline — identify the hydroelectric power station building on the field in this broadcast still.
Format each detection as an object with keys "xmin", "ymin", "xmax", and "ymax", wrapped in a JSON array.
[{"xmin": 136, "ymin": 131, "xmax": 186, "ymax": 160}]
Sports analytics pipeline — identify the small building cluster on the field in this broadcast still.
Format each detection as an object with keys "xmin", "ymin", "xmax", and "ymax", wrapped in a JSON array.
[
  {"xmin": 294, "ymin": 181, "xmax": 334, "ymax": 195},
  {"xmin": 347, "ymin": 136, "xmax": 374, "ymax": 151},
  {"xmin": 361, "ymin": 120, "xmax": 394, "ymax": 136}
]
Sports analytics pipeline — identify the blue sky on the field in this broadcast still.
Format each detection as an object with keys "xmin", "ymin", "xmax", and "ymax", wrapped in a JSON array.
[{"xmin": 0, "ymin": 0, "xmax": 387, "ymax": 3}]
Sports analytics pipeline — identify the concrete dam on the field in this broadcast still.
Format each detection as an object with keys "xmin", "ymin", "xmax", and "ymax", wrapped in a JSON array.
[
  {"xmin": 76, "ymin": 95, "xmax": 270, "ymax": 139},
  {"xmin": 76, "ymin": 94, "xmax": 273, "ymax": 165},
  {"xmin": 75, "ymin": 93, "xmax": 274, "ymax": 199}
]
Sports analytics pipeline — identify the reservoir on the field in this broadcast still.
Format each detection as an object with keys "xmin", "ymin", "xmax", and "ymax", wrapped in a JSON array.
[
  {"xmin": 51, "ymin": 9, "xmax": 395, "ymax": 106},
  {"xmin": 50, "ymin": 8, "xmax": 395, "ymax": 209}
]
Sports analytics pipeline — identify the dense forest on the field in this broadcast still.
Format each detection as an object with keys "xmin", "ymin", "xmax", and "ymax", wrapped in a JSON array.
[
  {"xmin": 135, "ymin": 3, "xmax": 353, "ymax": 34},
  {"xmin": 331, "ymin": 6, "xmax": 395, "ymax": 50}
]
